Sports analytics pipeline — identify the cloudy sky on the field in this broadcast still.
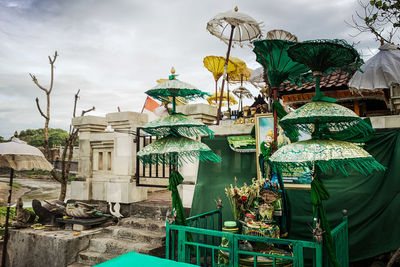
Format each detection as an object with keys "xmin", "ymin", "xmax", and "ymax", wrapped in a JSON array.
[{"xmin": 0, "ymin": 0, "xmax": 385, "ymax": 138}]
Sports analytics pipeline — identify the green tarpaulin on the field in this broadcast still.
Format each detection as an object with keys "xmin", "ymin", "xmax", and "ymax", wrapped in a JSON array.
[
  {"xmin": 191, "ymin": 130, "xmax": 400, "ymax": 262},
  {"xmin": 190, "ymin": 136, "xmax": 257, "ymax": 222}
]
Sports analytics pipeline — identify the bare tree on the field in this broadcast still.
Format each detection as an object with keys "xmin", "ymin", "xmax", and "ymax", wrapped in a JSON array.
[
  {"xmin": 347, "ymin": 0, "xmax": 399, "ymax": 44},
  {"xmin": 30, "ymin": 52, "xmax": 95, "ymax": 200},
  {"xmin": 54, "ymin": 89, "xmax": 94, "ymax": 200},
  {"xmin": 29, "ymin": 51, "xmax": 58, "ymax": 160}
]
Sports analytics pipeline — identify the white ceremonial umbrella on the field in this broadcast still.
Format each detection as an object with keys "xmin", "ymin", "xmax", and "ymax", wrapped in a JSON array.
[
  {"xmin": 207, "ymin": 6, "xmax": 262, "ymax": 123},
  {"xmin": 0, "ymin": 137, "xmax": 53, "ymax": 267},
  {"xmin": 349, "ymin": 43, "xmax": 400, "ymax": 91}
]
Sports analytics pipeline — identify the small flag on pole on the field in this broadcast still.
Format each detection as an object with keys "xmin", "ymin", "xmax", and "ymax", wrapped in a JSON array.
[{"xmin": 141, "ymin": 96, "xmax": 160, "ymax": 113}]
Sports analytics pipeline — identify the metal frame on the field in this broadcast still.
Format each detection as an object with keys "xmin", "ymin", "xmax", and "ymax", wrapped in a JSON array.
[
  {"xmin": 135, "ymin": 127, "xmax": 174, "ymax": 188},
  {"xmin": 166, "ymin": 209, "xmax": 349, "ymax": 267}
]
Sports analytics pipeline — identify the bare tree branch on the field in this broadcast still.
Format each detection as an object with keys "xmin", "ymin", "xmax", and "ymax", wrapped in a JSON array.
[
  {"xmin": 73, "ymin": 89, "xmax": 80, "ymax": 118},
  {"xmin": 81, "ymin": 106, "xmax": 95, "ymax": 116},
  {"xmin": 48, "ymin": 51, "xmax": 58, "ymax": 94},
  {"xmin": 35, "ymin": 97, "xmax": 48, "ymax": 120},
  {"xmin": 29, "ymin": 73, "xmax": 48, "ymax": 93}
]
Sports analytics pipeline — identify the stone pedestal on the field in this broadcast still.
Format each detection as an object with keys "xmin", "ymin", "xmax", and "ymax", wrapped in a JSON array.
[{"xmin": 176, "ymin": 103, "xmax": 217, "ymax": 125}]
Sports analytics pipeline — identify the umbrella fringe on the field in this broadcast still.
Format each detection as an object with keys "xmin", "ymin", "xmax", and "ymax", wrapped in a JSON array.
[
  {"xmin": 142, "ymin": 125, "xmax": 214, "ymax": 138},
  {"xmin": 280, "ymin": 116, "xmax": 374, "ymax": 141},
  {"xmin": 269, "ymin": 157, "xmax": 386, "ymax": 177},
  {"xmin": 146, "ymin": 89, "xmax": 210, "ymax": 102},
  {"xmin": 138, "ymin": 150, "xmax": 221, "ymax": 166}
]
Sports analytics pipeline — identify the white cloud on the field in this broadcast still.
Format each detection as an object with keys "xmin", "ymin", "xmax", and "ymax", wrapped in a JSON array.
[{"xmin": 0, "ymin": 0, "xmax": 387, "ymax": 138}]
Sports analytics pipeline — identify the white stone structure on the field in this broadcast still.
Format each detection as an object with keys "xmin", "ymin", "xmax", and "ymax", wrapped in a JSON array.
[{"xmin": 70, "ymin": 112, "xmax": 148, "ymax": 203}]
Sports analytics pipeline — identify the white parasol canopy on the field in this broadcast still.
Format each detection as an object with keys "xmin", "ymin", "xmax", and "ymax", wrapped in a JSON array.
[
  {"xmin": 0, "ymin": 136, "xmax": 53, "ymax": 267},
  {"xmin": 0, "ymin": 137, "xmax": 53, "ymax": 171},
  {"xmin": 348, "ymin": 44, "xmax": 400, "ymax": 91},
  {"xmin": 206, "ymin": 8, "xmax": 262, "ymax": 46},
  {"xmin": 206, "ymin": 7, "xmax": 261, "ymax": 124}
]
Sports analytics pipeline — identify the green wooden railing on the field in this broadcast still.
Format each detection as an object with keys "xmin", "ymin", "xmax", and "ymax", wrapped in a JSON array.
[{"xmin": 166, "ymin": 209, "xmax": 348, "ymax": 267}]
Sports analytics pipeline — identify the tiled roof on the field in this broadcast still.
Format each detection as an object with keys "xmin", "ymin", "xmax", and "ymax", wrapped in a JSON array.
[{"xmin": 279, "ymin": 70, "xmax": 350, "ymax": 92}]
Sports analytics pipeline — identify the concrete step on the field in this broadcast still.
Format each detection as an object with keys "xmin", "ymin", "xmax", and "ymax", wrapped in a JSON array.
[
  {"xmin": 118, "ymin": 217, "xmax": 166, "ymax": 233},
  {"xmin": 105, "ymin": 226, "xmax": 165, "ymax": 246},
  {"xmin": 88, "ymin": 237, "xmax": 159, "ymax": 255},
  {"xmin": 67, "ymin": 263, "xmax": 91, "ymax": 267},
  {"xmin": 129, "ymin": 201, "xmax": 171, "ymax": 220},
  {"xmin": 77, "ymin": 251, "xmax": 115, "ymax": 266}
]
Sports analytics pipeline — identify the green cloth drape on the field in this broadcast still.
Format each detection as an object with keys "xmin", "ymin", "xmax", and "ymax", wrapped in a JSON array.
[
  {"xmin": 168, "ymin": 171, "xmax": 188, "ymax": 226},
  {"xmin": 192, "ymin": 129, "xmax": 400, "ymax": 262},
  {"xmin": 287, "ymin": 129, "xmax": 400, "ymax": 262},
  {"xmin": 190, "ymin": 136, "xmax": 257, "ymax": 222}
]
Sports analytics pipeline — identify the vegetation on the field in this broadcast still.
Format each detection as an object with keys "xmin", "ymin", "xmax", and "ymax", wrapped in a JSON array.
[
  {"xmin": 349, "ymin": 0, "xmax": 400, "ymax": 44},
  {"xmin": 19, "ymin": 128, "xmax": 72, "ymax": 148}
]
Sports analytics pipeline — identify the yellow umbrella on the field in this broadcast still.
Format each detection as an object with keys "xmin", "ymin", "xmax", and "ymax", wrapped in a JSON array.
[
  {"xmin": 203, "ymin": 56, "xmax": 237, "ymax": 106},
  {"xmin": 227, "ymin": 57, "xmax": 253, "ymax": 84},
  {"xmin": 207, "ymin": 89, "xmax": 238, "ymax": 106}
]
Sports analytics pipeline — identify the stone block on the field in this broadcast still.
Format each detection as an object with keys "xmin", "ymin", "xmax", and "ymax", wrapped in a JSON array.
[
  {"xmin": 181, "ymin": 184, "xmax": 195, "ymax": 208},
  {"xmin": 180, "ymin": 159, "xmax": 199, "ymax": 184},
  {"xmin": 70, "ymin": 181, "xmax": 90, "ymax": 200},
  {"xmin": 7, "ymin": 229, "xmax": 98, "ymax": 267},
  {"xmin": 176, "ymin": 103, "xmax": 218, "ymax": 116},
  {"xmin": 92, "ymin": 181, "xmax": 107, "ymax": 201},
  {"xmin": 73, "ymin": 224, "xmax": 90, "ymax": 231},
  {"xmin": 72, "ymin": 116, "xmax": 107, "ymax": 132},
  {"xmin": 106, "ymin": 181, "xmax": 147, "ymax": 203},
  {"xmin": 106, "ymin": 111, "xmax": 148, "ymax": 130},
  {"xmin": 208, "ymin": 123, "xmax": 253, "ymax": 136}
]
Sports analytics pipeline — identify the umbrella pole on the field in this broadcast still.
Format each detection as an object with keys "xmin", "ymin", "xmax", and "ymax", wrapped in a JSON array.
[
  {"xmin": 215, "ymin": 80, "xmax": 218, "ymax": 107},
  {"xmin": 2, "ymin": 168, "xmax": 14, "ymax": 267},
  {"xmin": 272, "ymin": 87, "xmax": 278, "ymax": 143},
  {"xmin": 216, "ymin": 25, "xmax": 235, "ymax": 125},
  {"xmin": 227, "ymin": 75, "xmax": 230, "ymax": 116}
]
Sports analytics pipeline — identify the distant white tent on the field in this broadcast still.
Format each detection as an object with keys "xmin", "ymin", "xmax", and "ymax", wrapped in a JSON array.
[{"xmin": 348, "ymin": 44, "xmax": 400, "ymax": 92}]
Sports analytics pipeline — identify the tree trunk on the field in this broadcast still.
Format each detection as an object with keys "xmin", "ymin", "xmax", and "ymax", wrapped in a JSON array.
[{"xmin": 59, "ymin": 181, "xmax": 67, "ymax": 201}]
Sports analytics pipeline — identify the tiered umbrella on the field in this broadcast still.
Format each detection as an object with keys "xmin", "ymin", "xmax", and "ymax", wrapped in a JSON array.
[
  {"xmin": 0, "ymin": 136, "xmax": 53, "ymax": 267},
  {"xmin": 207, "ymin": 6, "xmax": 262, "ymax": 124},
  {"xmin": 253, "ymin": 39, "xmax": 310, "ymax": 142},
  {"xmin": 138, "ymin": 69, "xmax": 221, "ymax": 226},
  {"xmin": 270, "ymin": 39, "xmax": 384, "ymax": 267}
]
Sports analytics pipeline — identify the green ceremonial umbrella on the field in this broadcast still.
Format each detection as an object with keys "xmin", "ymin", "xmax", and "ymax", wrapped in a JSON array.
[
  {"xmin": 140, "ymin": 69, "xmax": 220, "ymax": 226},
  {"xmin": 287, "ymin": 39, "xmax": 361, "ymax": 102},
  {"xmin": 146, "ymin": 69, "xmax": 209, "ymax": 113},
  {"xmin": 253, "ymin": 39, "xmax": 310, "ymax": 142},
  {"xmin": 269, "ymin": 139, "xmax": 385, "ymax": 267},
  {"xmin": 141, "ymin": 113, "xmax": 214, "ymax": 138},
  {"xmin": 279, "ymin": 101, "xmax": 374, "ymax": 142},
  {"xmin": 137, "ymin": 135, "xmax": 221, "ymax": 226},
  {"xmin": 137, "ymin": 135, "xmax": 221, "ymax": 166}
]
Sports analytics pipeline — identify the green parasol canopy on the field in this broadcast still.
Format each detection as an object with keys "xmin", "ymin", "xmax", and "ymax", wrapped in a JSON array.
[
  {"xmin": 137, "ymin": 135, "xmax": 221, "ymax": 166},
  {"xmin": 253, "ymin": 39, "xmax": 310, "ymax": 88},
  {"xmin": 141, "ymin": 113, "xmax": 214, "ymax": 138},
  {"xmin": 287, "ymin": 39, "xmax": 361, "ymax": 74},
  {"xmin": 287, "ymin": 39, "xmax": 362, "ymax": 102},
  {"xmin": 279, "ymin": 101, "xmax": 374, "ymax": 140},
  {"xmin": 146, "ymin": 79, "xmax": 210, "ymax": 102},
  {"xmin": 269, "ymin": 139, "xmax": 385, "ymax": 176}
]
